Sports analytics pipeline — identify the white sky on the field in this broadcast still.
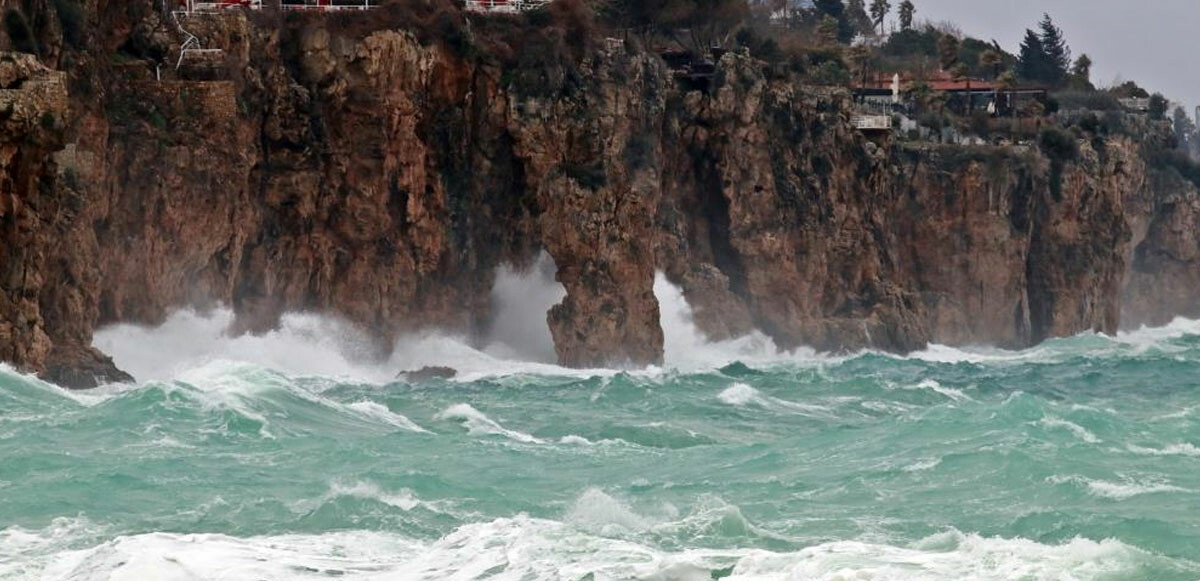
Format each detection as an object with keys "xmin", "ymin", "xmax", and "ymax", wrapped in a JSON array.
[{"xmin": 905, "ymin": 0, "xmax": 1199, "ymax": 110}]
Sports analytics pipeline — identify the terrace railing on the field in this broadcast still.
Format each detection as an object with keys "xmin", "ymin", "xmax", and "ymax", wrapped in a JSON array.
[
  {"xmin": 464, "ymin": 0, "xmax": 551, "ymax": 13},
  {"xmin": 177, "ymin": 0, "xmax": 379, "ymax": 12}
]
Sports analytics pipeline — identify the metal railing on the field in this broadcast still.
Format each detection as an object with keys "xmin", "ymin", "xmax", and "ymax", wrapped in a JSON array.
[
  {"xmin": 851, "ymin": 114, "xmax": 892, "ymax": 131},
  {"xmin": 177, "ymin": 0, "xmax": 378, "ymax": 12},
  {"xmin": 464, "ymin": 0, "xmax": 550, "ymax": 13}
]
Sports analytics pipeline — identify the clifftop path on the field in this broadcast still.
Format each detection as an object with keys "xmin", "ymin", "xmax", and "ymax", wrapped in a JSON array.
[{"xmin": 1, "ymin": 2, "xmax": 1198, "ymax": 387}]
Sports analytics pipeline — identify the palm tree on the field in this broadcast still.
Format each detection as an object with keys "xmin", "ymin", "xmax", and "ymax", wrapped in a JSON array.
[
  {"xmin": 869, "ymin": 0, "xmax": 891, "ymax": 36},
  {"xmin": 897, "ymin": 0, "xmax": 915, "ymax": 31},
  {"xmin": 980, "ymin": 49, "xmax": 1003, "ymax": 80},
  {"xmin": 1071, "ymin": 53, "xmax": 1092, "ymax": 85},
  {"xmin": 996, "ymin": 70, "xmax": 1018, "ymax": 91},
  {"xmin": 995, "ymin": 70, "xmax": 1018, "ymax": 117},
  {"xmin": 936, "ymin": 34, "xmax": 959, "ymax": 72}
]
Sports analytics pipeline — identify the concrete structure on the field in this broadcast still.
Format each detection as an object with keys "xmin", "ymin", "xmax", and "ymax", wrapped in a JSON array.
[{"xmin": 1119, "ymin": 97, "xmax": 1152, "ymax": 112}]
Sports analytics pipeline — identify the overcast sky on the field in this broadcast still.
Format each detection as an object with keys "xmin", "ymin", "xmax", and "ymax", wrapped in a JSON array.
[{"xmin": 904, "ymin": 0, "xmax": 1199, "ymax": 111}]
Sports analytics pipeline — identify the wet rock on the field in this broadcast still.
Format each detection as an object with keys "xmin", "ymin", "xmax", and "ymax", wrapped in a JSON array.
[{"xmin": 397, "ymin": 366, "xmax": 457, "ymax": 383}]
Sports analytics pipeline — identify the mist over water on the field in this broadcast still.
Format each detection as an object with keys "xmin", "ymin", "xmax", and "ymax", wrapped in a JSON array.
[
  {"xmin": 6, "ymin": 274, "xmax": 1200, "ymax": 578},
  {"xmin": 482, "ymin": 253, "xmax": 565, "ymax": 364}
]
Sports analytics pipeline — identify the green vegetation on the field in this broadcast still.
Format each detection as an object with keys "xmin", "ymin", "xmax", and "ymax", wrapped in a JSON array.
[
  {"xmin": 1150, "ymin": 148, "xmax": 1200, "ymax": 190},
  {"xmin": 4, "ymin": 9, "xmax": 38, "ymax": 55},
  {"xmin": 1017, "ymin": 14, "xmax": 1070, "ymax": 87},
  {"xmin": 52, "ymin": 0, "xmax": 85, "ymax": 49},
  {"xmin": 897, "ymin": 0, "xmax": 914, "ymax": 30},
  {"xmin": 1039, "ymin": 126, "xmax": 1077, "ymax": 200}
]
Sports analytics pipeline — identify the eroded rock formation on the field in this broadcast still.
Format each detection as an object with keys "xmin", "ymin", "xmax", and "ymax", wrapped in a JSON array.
[{"xmin": 1, "ymin": 1, "xmax": 1198, "ymax": 387}]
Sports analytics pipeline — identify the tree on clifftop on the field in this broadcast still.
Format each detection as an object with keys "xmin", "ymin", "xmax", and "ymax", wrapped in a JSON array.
[
  {"xmin": 868, "ymin": 0, "xmax": 890, "ymax": 36},
  {"xmin": 897, "ymin": 0, "xmax": 915, "ymax": 31},
  {"xmin": 1038, "ymin": 14, "xmax": 1070, "ymax": 85},
  {"xmin": 1018, "ymin": 14, "xmax": 1071, "ymax": 87},
  {"xmin": 813, "ymin": 0, "xmax": 855, "ymax": 43},
  {"xmin": 846, "ymin": 0, "xmax": 874, "ymax": 37},
  {"xmin": 1017, "ymin": 29, "xmax": 1046, "ymax": 83},
  {"xmin": 1070, "ymin": 53, "xmax": 1092, "ymax": 88},
  {"xmin": 937, "ymin": 34, "xmax": 958, "ymax": 71},
  {"xmin": 980, "ymin": 48, "xmax": 1004, "ymax": 79}
]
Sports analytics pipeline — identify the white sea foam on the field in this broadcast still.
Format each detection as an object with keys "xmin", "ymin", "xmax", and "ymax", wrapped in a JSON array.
[
  {"xmin": 654, "ymin": 274, "xmax": 830, "ymax": 372},
  {"xmin": 902, "ymin": 457, "xmax": 943, "ymax": 473},
  {"xmin": 90, "ymin": 307, "xmax": 625, "ymax": 387},
  {"xmin": 1127, "ymin": 442, "xmax": 1200, "ymax": 457},
  {"xmin": 717, "ymin": 383, "xmax": 834, "ymax": 417},
  {"xmin": 284, "ymin": 480, "xmax": 448, "ymax": 517},
  {"xmin": 81, "ymin": 269, "xmax": 1200, "ymax": 393},
  {"xmin": 93, "ymin": 310, "xmax": 385, "ymax": 384},
  {"xmin": 564, "ymin": 487, "xmax": 653, "ymax": 533},
  {"xmin": 896, "ymin": 379, "xmax": 972, "ymax": 402},
  {"xmin": 344, "ymin": 401, "xmax": 430, "ymax": 433},
  {"xmin": 1047, "ymin": 475, "xmax": 1192, "ymax": 500},
  {"xmin": 2, "ymin": 518, "xmax": 1188, "ymax": 581},
  {"xmin": 1116, "ymin": 317, "xmax": 1200, "ymax": 349},
  {"xmin": 482, "ymin": 253, "xmax": 566, "ymax": 363},
  {"xmin": 435, "ymin": 403, "xmax": 544, "ymax": 444},
  {"xmin": 1038, "ymin": 417, "xmax": 1102, "ymax": 444},
  {"xmin": 324, "ymin": 481, "xmax": 428, "ymax": 511},
  {"xmin": 718, "ymin": 383, "xmax": 760, "ymax": 406}
]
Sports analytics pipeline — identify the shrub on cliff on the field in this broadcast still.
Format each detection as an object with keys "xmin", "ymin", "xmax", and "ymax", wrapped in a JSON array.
[
  {"xmin": 470, "ymin": 0, "xmax": 599, "ymax": 98},
  {"xmin": 1052, "ymin": 90, "xmax": 1120, "ymax": 113},
  {"xmin": 1039, "ymin": 126, "xmax": 1078, "ymax": 201},
  {"xmin": 4, "ymin": 9, "xmax": 38, "ymax": 55},
  {"xmin": 600, "ymin": 0, "xmax": 748, "ymax": 55},
  {"xmin": 1038, "ymin": 126, "xmax": 1078, "ymax": 162},
  {"xmin": 53, "ymin": 0, "xmax": 85, "ymax": 49},
  {"xmin": 1149, "ymin": 149, "xmax": 1200, "ymax": 191}
]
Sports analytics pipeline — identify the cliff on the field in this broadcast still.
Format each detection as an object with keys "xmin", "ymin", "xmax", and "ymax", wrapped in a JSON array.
[{"xmin": 1, "ymin": 1, "xmax": 1197, "ymax": 388}]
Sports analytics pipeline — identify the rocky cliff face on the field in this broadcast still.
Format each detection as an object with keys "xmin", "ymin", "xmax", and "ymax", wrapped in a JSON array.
[{"xmin": 1, "ymin": 1, "xmax": 1197, "ymax": 387}]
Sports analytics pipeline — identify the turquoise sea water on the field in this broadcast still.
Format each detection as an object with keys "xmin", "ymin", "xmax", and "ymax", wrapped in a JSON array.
[{"xmin": 4, "ymin": 282, "xmax": 1200, "ymax": 579}]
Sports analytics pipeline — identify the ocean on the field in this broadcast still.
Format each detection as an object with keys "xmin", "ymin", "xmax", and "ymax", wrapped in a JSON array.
[{"xmin": 2, "ymin": 274, "xmax": 1199, "ymax": 580}]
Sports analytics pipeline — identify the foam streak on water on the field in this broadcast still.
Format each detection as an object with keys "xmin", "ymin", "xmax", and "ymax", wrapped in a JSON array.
[{"xmin": 3, "ymin": 279, "xmax": 1200, "ymax": 579}]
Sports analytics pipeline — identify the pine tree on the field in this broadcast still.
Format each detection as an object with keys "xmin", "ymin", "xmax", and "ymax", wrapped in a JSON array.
[
  {"xmin": 1017, "ymin": 28, "xmax": 1046, "ymax": 84},
  {"xmin": 1037, "ymin": 14, "xmax": 1070, "ymax": 86},
  {"xmin": 897, "ymin": 0, "xmax": 914, "ymax": 30}
]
